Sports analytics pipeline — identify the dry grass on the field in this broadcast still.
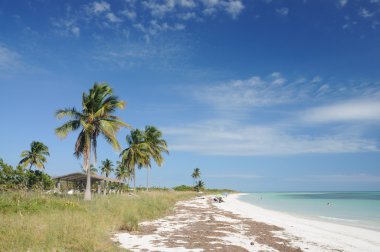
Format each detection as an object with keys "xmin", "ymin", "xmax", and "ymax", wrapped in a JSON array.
[{"xmin": 0, "ymin": 191, "xmax": 194, "ymax": 251}]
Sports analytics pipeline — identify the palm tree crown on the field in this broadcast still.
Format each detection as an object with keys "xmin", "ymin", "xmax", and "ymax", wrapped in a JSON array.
[
  {"xmin": 100, "ymin": 159, "xmax": 114, "ymax": 178},
  {"xmin": 19, "ymin": 141, "xmax": 50, "ymax": 170},
  {"xmin": 144, "ymin": 126, "xmax": 169, "ymax": 167},
  {"xmin": 120, "ymin": 129, "xmax": 150, "ymax": 190},
  {"xmin": 55, "ymin": 83, "xmax": 129, "ymax": 200},
  {"xmin": 191, "ymin": 167, "xmax": 201, "ymax": 185}
]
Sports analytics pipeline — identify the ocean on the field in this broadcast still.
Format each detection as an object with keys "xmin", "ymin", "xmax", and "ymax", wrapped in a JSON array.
[{"xmin": 239, "ymin": 192, "xmax": 380, "ymax": 231}]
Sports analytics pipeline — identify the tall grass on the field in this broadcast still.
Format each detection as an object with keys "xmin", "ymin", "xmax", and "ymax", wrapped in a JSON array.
[{"xmin": 0, "ymin": 191, "xmax": 194, "ymax": 251}]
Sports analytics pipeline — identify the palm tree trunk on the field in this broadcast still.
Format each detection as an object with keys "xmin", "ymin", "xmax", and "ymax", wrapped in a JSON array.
[
  {"xmin": 133, "ymin": 169, "xmax": 136, "ymax": 191},
  {"xmin": 146, "ymin": 167, "xmax": 149, "ymax": 191},
  {"xmin": 84, "ymin": 149, "xmax": 92, "ymax": 201},
  {"xmin": 84, "ymin": 168, "xmax": 92, "ymax": 200}
]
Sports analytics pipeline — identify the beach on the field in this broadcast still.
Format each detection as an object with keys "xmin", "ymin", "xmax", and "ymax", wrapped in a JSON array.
[{"xmin": 115, "ymin": 193, "xmax": 380, "ymax": 251}]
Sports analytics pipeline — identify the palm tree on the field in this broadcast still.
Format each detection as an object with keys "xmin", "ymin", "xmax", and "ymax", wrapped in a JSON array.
[
  {"xmin": 100, "ymin": 159, "xmax": 114, "ymax": 178},
  {"xmin": 55, "ymin": 83, "xmax": 129, "ymax": 200},
  {"xmin": 115, "ymin": 161, "xmax": 132, "ymax": 190},
  {"xmin": 195, "ymin": 180, "xmax": 205, "ymax": 192},
  {"xmin": 144, "ymin": 126, "xmax": 169, "ymax": 191},
  {"xmin": 191, "ymin": 168, "xmax": 201, "ymax": 186},
  {"xmin": 81, "ymin": 164, "xmax": 98, "ymax": 175},
  {"xmin": 120, "ymin": 129, "xmax": 150, "ymax": 191},
  {"xmin": 19, "ymin": 141, "xmax": 50, "ymax": 170}
]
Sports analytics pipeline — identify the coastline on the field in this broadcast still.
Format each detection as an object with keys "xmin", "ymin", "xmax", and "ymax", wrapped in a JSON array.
[
  {"xmin": 115, "ymin": 193, "xmax": 380, "ymax": 251},
  {"xmin": 216, "ymin": 193, "xmax": 380, "ymax": 252}
]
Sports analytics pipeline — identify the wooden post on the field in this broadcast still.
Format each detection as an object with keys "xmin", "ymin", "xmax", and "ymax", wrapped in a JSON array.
[
  {"xmin": 97, "ymin": 182, "xmax": 101, "ymax": 194},
  {"xmin": 56, "ymin": 179, "xmax": 61, "ymax": 192},
  {"xmin": 103, "ymin": 180, "xmax": 107, "ymax": 195}
]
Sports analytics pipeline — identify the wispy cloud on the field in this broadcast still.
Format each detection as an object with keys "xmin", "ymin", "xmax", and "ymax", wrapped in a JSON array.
[
  {"xmin": 276, "ymin": 7, "xmax": 289, "ymax": 16},
  {"xmin": 195, "ymin": 73, "xmax": 380, "ymax": 110},
  {"xmin": 301, "ymin": 99, "xmax": 380, "ymax": 123},
  {"xmin": 204, "ymin": 173, "xmax": 262, "ymax": 179},
  {"xmin": 91, "ymin": 38, "xmax": 188, "ymax": 69},
  {"xmin": 163, "ymin": 120, "xmax": 379, "ymax": 156},
  {"xmin": 359, "ymin": 8, "xmax": 375, "ymax": 18},
  {"xmin": 51, "ymin": 0, "xmax": 244, "ymax": 40},
  {"xmin": 0, "ymin": 45, "xmax": 23, "ymax": 71},
  {"xmin": 287, "ymin": 173, "xmax": 380, "ymax": 183},
  {"xmin": 338, "ymin": 0, "xmax": 348, "ymax": 8}
]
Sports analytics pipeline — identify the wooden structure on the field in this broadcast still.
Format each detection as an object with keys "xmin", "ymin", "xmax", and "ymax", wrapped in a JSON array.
[{"xmin": 53, "ymin": 172, "xmax": 124, "ymax": 194}]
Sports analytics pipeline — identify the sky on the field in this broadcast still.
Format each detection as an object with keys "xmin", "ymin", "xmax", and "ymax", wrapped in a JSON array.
[{"xmin": 0, "ymin": 0, "xmax": 380, "ymax": 192}]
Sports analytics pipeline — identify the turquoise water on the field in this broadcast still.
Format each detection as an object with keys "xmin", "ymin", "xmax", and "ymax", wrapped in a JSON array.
[{"xmin": 239, "ymin": 192, "xmax": 380, "ymax": 231}]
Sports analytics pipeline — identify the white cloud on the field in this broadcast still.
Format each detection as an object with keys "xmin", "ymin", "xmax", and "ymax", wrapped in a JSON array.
[
  {"xmin": 359, "ymin": 8, "xmax": 374, "ymax": 18},
  {"xmin": 302, "ymin": 100, "xmax": 380, "ymax": 123},
  {"xmin": 163, "ymin": 120, "xmax": 379, "ymax": 156},
  {"xmin": 225, "ymin": 0, "xmax": 245, "ymax": 19},
  {"xmin": 338, "ymin": 0, "xmax": 348, "ymax": 7},
  {"xmin": 0, "ymin": 45, "xmax": 23, "ymax": 71},
  {"xmin": 195, "ymin": 73, "xmax": 380, "ymax": 110},
  {"xmin": 205, "ymin": 173, "xmax": 262, "ymax": 179},
  {"xmin": 289, "ymin": 174, "xmax": 380, "ymax": 183},
  {"xmin": 276, "ymin": 7, "xmax": 289, "ymax": 16},
  {"xmin": 92, "ymin": 1, "xmax": 111, "ymax": 14},
  {"xmin": 106, "ymin": 12, "xmax": 122, "ymax": 23}
]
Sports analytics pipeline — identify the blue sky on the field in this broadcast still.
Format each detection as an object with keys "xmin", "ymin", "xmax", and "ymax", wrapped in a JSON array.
[{"xmin": 1, "ymin": 0, "xmax": 380, "ymax": 191}]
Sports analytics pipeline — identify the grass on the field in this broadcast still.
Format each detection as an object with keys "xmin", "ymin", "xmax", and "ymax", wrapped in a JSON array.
[{"xmin": 0, "ymin": 191, "xmax": 195, "ymax": 251}]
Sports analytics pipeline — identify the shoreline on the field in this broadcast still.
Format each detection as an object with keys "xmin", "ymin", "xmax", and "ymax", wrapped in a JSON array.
[
  {"xmin": 216, "ymin": 193, "xmax": 380, "ymax": 252},
  {"xmin": 115, "ymin": 193, "xmax": 380, "ymax": 251}
]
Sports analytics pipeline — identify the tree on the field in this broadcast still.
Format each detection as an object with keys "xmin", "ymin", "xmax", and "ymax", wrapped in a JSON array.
[
  {"xmin": 115, "ymin": 161, "xmax": 131, "ymax": 190},
  {"xmin": 19, "ymin": 141, "xmax": 50, "ymax": 170},
  {"xmin": 55, "ymin": 83, "xmax": 129, "ymax": 200},
  {"xmin": 120, "ymin": 129, "xmax": 150, "ymax": 191},
  {"xmin": 100, "ymin": 159, "xmax": 114, "ymax": 178},
  {"xmin": 144, "ymin": 126, "xmax": 169, "ymax": 191},
  {"xmin": 81, "ymin": 164, "xmax": 98, "ymax": 175},
  {"xmin": 191, "ymin": 168, "xmax": 201, "ymax": 186},
  {"xmin": 195, "ymin": 180, "xmax": 205, "ymax": 192}
]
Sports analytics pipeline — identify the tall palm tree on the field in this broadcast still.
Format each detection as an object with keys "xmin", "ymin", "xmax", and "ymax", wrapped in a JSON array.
[
  {"xmin": 19, "ymin": 141, "xmax": 50, "ymax": 170},
  {"xmin": 144, "ymin": 126, "xmax": 169, "ymax": 191},
  {"xmin": 55, "ymin": 83, "xmax": 129, "ymax": 200},
  {"xmin": 100, "ymin": 159, "xmax": 114, "ymax": 178},
  {"xmin": 191, "ymin": 168, "xmax": 201, "ymax": 186},
  {"xmin": 120, "ymin": 129, "xmax": 150, "ymax": 191}
]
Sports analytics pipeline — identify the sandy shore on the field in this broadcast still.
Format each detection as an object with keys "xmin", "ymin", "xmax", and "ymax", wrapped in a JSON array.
[{"xmin": 114, "ymin": 194, "xmax": 380, "ymax": 251}]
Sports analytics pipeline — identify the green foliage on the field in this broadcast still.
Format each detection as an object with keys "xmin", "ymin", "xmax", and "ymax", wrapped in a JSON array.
[
  {"xmin": 173, "ymin": 185, "xmax": 195, "ymax": 191},
  {"xmin": 195, "ymin": 180, "xmax": 205, "ymax": 192},
  {"xmin": 0, "ymin": 158, "xmax": 54, "ymax": 191},
  {"xmin": 19, "ymin": 141, "xmax": 50, "ymax": 170}
]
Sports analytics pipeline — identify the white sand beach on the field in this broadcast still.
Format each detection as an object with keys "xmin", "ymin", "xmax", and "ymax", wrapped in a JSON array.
[
  {"xmin": 115, "ymin": 194, "xmax": 380, "ymax": 251},
  {"xmin": 218, "ymin": 193, "xmax": 380, "ymax": 252}
]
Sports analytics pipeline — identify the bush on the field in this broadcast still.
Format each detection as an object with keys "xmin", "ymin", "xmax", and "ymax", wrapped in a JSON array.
[
  {"xmin": 0, "ymin": 158, "xmax": 54, "ymax": 191},
  {"xmin": 172, "ymin": 185, "xmax": 195, "ymax": 191}
]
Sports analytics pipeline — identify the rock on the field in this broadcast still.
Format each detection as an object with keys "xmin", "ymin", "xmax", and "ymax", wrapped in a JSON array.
[{"xmin": 250, "ymin": 242, "xmax": 255, "ymax": 245}]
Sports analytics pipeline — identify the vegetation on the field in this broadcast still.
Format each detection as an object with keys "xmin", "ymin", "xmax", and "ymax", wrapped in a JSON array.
[
  {"xmin": 191, "ymin": 167, "xmax": 201, "ymax": 186},
  {"xmin": 120, "ymin": 129, "xmax": 148, "ymax": 191},
  {"xmin": 100, "ymin": 159, "xmax": 114, "ymax": 178},
  {"xmin": 0, "ymin": 191, "xmax": 194, "ymax": 251},
  {"xmin": 120, "ymin": 126, "xmax": 168, "ymax": 191},
  {"xmin": 172, "ymin": 185, "xmax": 195, "ymax": 191},
  {"xmin": 19, "ymin": 141, "xmax": 50, "ymax": 170},
  {"xmin": 195, "ymin": 180, "xmax": 205, "ymax": 192},
  {"xmin": 0, "ymin": 158, "xmax": 54, "ymax": 191},
  {"xmin": 144, "ymin": 125, "xmax": 169, "ymax": 191},
  {"xmin": 55, "ymin": 83, "xmax": 130, "ymax": 200}
]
